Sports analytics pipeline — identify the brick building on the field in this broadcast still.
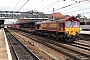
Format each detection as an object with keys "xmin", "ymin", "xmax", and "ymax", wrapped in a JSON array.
[{"xmin": 48, "ymin": 12, "xmax": 71, "ymax": 20}]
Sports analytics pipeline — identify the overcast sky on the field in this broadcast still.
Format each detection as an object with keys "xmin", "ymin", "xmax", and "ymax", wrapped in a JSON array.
[{"xmin": 0, "ymin": 0, "xmax": 90, "ymax": 18}]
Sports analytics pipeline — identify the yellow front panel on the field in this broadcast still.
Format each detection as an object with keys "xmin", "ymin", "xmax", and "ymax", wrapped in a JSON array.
[
  {"xmin": 49, "ymin": 23, "xmax": 57, "ymax": 28},
  {"xmin": 65, "ymin": 27, "xmax": 80, "ymax": 36}
]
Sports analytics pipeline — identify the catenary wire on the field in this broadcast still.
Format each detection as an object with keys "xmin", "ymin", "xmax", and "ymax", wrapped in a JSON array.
[
  {"xmin": 13, "ymin": 0, "xmax": 21, "ymax": 11},
  {"xmin": 18, "ymin": 0, "xmax": 29, "ymax": 11},
  {"xmin": 46, "ymin": 2, "xmax": 76, "ymax": 13},
  {"xmin": 41, "ymin": 0, "xmax": 61, "ymax": 12},
  {"xmin": 63, "ymin": 7, "xmax": 90, "ymax": 14},
  {"xmin": 39, "ymin": 0, "xmax": 61, "ymax": 11},
  {"xmin": 46, "ymin": 1, "xmax": 89, "ymax": 13},
  {"xmin": 80, "ymin": 11, "xmax": 90, "ymax": 14},
  {"xmin": 60, "ymin": 1, "xmax": 90, "ymax": 12}
]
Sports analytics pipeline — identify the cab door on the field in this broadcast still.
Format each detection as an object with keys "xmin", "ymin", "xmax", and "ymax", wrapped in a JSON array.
[{"xmin": 60, "ymin": 23, "xmax": 64, "ymax": 32}]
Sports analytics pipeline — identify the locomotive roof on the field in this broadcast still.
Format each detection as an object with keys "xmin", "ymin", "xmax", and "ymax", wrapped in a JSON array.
[{"xmin": 36, "ymin": 16, "xmax": 79, "ymax": 24}]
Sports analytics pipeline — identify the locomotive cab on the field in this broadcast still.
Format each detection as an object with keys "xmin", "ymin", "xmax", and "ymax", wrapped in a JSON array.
[
  {"xmin": 65, "ymin": 17, "xmax": 80, "ymax": 41},
  {"xmin": 65, "ymin": 21, "xmax": 80, "ymax": 35}
]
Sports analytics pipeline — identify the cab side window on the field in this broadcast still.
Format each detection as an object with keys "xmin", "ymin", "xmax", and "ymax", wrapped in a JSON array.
[
  {"xmin": 60, "ymin": 23, "xmax": 64, "ymax": 28},
  {"xmin": 37, "ymin": 24, "xmax": 40, "ymax": 29}
]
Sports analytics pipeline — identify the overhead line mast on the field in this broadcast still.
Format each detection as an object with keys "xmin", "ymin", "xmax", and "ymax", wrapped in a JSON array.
[{"xmin": 53, "ymin": 8, "xmax": 54, "ymax": 20}]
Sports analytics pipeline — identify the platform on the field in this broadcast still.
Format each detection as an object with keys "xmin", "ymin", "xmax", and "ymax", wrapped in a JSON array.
[
  {"xmin": 0, "ymin": 28, "xmax": 12, "ymax": 60},
  {"xmin": 80, "ymin": 30, "xmax": 90, "ymax": 35}
]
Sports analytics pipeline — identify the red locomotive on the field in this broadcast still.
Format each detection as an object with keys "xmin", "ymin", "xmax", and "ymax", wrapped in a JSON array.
[{"xmin": 34, "ymin": 16, "xmax": 80, "ymax": 42}]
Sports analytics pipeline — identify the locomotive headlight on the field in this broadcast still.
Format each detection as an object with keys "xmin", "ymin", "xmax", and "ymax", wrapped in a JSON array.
[
  {"xmin": 65, "ymin": 31, "xmax": 69, "ymax": 34},
  {"xmin": 76, "ymin": 31, "xmax": 79, "ymax": 35},
  {"xmin": 70, "ymin": 31, "xmax": 74, "ymax": 35},
  {"xmin": 77, "ymin": 30, "xmax": 80, "ymax": 33}
]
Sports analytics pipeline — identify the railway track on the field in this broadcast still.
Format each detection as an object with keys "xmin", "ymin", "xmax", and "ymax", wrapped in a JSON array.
[
  {"xmin": 79, "ymin": 34, "xmax": 90, "ymax": 41},
  {"xmin": 10, "ymin": 29, "xmax": 90, "ymax": 60},
  {"xmin": 20, "ymin": 30, "xmax": 90, "ymax": 51},
  {"xmin": 68, "ymin": 42, "xmax": 90, "ymax": 51},
  {"xmin": 4, "ymin": 29, "xmax": 39, "ymax": 60}
]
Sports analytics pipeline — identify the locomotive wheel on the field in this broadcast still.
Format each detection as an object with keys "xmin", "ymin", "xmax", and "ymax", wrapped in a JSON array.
[
  {"xmin": 48, "ymin": 33, "xmax": 51, "ymax": 38},
  {"xmin": 65, "ymin": 38, "xmax": 74, "ymax": 43},
  {"xmin": 55, "ymin": 36, "xmax": 59, "ymax": 40}
]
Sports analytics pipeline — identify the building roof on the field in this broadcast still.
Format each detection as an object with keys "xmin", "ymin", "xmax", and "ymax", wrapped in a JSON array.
[{"xmin": 48, "ymin": 12, "xmax": 71, "ymax": 19}]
